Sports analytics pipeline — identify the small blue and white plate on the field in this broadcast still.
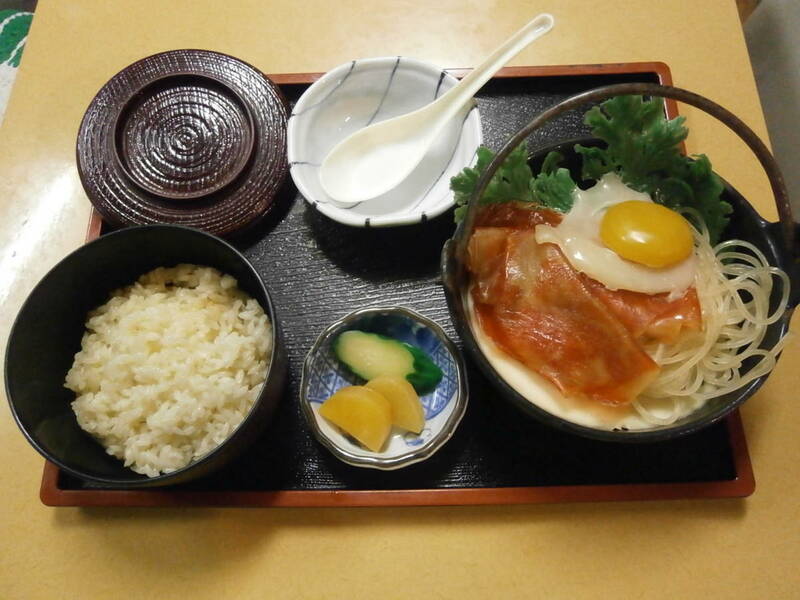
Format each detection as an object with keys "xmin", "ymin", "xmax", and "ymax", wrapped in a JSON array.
[
  {"xmin": 287, "ymin": 56, "xmax": 482, "ymax": 227},
  {"xmin": 300, "ymin": 306, "xmax": 468, "ymax": 470}
]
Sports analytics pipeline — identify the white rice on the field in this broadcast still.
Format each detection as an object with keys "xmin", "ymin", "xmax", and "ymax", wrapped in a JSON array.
[{"xmin": 64, "ymin": 264, "xmax": 272, "ymax": 477}]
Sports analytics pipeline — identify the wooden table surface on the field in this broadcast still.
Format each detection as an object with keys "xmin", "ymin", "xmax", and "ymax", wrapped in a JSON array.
[{"xmin": 1, "ymin": 1, "xmax": 798, "ymax": 598}]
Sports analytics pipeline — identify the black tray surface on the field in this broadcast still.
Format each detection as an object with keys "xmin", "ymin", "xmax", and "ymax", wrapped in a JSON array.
[{"xmin": 59, "ymin": 70, "xmax": 737, "ymax": 493}]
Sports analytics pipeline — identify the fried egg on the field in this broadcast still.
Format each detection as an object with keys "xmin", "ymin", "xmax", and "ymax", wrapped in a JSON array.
[{"xmin": 534, "ymin": 173, "xmax": 696, "ymax": 296}]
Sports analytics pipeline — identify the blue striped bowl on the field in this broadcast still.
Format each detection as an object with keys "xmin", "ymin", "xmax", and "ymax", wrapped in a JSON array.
[{"xmin": 287, "ymin": 56, "xmax": 482, "ymax": 227}]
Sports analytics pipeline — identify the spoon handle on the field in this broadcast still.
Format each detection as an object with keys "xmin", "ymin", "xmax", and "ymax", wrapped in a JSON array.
[{"xmin": 437, "ymin": 13, "xmax": 554, "ymax": 120}]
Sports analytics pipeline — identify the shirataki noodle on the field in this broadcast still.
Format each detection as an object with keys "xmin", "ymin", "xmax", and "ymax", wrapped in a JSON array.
[{"xmin": 634, "ymin": 210, "xmax": 790, "ymax": 425}]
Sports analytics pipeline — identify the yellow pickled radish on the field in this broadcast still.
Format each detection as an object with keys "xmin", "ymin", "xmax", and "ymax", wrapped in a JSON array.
[
  {"xmin": 366, "ymin": 375, "xmax": 425, "ymax": 434},
  {"xmin": 319, "ymin": 386, "xmax": 392, "ymax": 452}
]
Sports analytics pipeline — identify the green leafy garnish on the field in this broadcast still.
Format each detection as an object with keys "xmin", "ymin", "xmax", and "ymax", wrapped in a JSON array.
[
  {"xmin": 575, "ymin": 95, "xmax": 730, "ymax": 242},
  {"xmin": 451, "ymin": 145, "xmax": 532, "ymax": 222},
  {"xmin": 450, "ymin": 95, "xmax": 731, "ymax": 242},
  {"xmin": 450, "ymin": 144, "xmax": 576, "ymax": 221},
  {"xmin": 529, "ymin": 151, "xmax": 576, "ymax": 213}
]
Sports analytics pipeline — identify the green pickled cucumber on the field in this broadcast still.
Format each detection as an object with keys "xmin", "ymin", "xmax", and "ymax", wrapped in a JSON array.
[{"xmin": 333, "ymin": 330, "xmax": 443, "ymax": 393}]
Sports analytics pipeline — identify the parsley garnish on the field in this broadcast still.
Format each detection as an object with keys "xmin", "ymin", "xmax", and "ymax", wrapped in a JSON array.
[
  {"xmin": 450, "ymin": 95, "xmax": 731, "ymax": 243},
  {"xmin": 575, "ymin": 95, "xmax": 730, "ymax": 242},
  {"xmin": 451, "ymin": 145, "xmax": 534, "ymax": 223},
  {"xmin": 530, "ymin": 150, "xmax": 576, "ymax": 213},
  {"xmin": 451, "ymin": 145, "xmax": 575, "ymax": 222}
]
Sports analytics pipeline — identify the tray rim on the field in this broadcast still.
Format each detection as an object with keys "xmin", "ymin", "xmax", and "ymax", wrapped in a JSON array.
[
  {"xmin": 42, "ymin": 60, "xmax": 755, "ymax": 507},
  {"xmin": 41, "ymin": 413, "xmax": 753, "ymax": 506}
]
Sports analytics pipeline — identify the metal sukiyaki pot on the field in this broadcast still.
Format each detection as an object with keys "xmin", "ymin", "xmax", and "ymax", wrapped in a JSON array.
[{"xmin": 442, "ymin": 83, "xmax": 798, "ymax": 442}]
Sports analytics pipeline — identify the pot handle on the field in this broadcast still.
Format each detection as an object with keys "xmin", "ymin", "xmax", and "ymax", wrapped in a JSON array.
[{"xmin": 455, "ymin": 83, "xmax": 799, "ymax": 302}]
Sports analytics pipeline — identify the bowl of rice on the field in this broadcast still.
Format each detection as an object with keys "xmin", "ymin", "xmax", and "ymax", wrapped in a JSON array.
[{"xmin": 5, "ymin": 225, "xmax": 287, "ymax": 487}]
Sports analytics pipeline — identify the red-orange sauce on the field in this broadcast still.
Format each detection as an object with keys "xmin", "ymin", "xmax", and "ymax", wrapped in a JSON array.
[
  {"xmin": 583, "ymin": 279, "xmax": 702, "ymax": 345},
  {"xmin": 475, "ymin": 202, "xmax": 563, "ymax": 229},
  {"xmin": 467, "ymin": 204, "xmax": 701, "ymax": 406}
]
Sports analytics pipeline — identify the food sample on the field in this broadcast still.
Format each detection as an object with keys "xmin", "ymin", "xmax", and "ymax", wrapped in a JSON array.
[
  {"xmin": 366, "ymin": 375, "xmax": 425, "ymax": 434},
  {"xmin": 599, "ymin": 200, "xmax": 694, "ymax": 268},
  {"xmin": 64, "ymin": 265, "xmax": 272, "ymax": 477},
  {"xmin": 452, "ymin": 95, "xmax": 790, "ymax": 430},
  {"xmin": 533, "ymin": 174, "xmax": 697, "ymax": 296},
  {"xmin": 334, "ymin": 330, "xmax": 443, "ymax": 392},
  {"xmin": 319, "ymin": 386, "xmax": 392, "ymax": 452}
]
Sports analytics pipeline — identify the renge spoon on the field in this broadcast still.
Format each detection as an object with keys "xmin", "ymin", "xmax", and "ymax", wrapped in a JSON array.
[{"xmin": 318, "ymin": 13, "xmax": 555, "ymax": 204}]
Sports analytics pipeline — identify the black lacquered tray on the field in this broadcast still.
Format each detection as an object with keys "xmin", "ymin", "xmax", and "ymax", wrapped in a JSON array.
[{"xmin": 41, "ymin": 62, "xmax": 755, "ymax": 507}]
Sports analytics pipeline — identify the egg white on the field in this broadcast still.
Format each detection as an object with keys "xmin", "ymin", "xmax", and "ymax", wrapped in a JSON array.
[{"xmin": 534, "ymin": 173, "xmax": 696, "ymax": 297}]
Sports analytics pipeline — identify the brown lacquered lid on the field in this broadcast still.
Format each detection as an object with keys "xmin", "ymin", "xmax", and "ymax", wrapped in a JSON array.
[{"xmin": 77, "ymin": 49, "xmax": 289, "ymax": 236}]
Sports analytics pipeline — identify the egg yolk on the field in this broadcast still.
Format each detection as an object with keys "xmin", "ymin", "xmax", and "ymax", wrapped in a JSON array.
[{"xmin": 600, "ymin": 201, "xmax": 693, "ymax": 268}]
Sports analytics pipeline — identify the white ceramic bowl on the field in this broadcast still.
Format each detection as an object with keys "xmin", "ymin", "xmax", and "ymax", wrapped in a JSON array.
[
  {"xmin": 287, "ymin": 56, "xmax": 482, "ymax": 227},
  {"xmin": 300, "ymin": 307, "xmax": 468, "ymax": 470}
]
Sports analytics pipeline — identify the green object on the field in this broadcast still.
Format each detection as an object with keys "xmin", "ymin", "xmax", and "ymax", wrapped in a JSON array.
[
  {"xmin": 451, "ymin": 143, "xmax": 575, "ymax": 222},
  {"xmin": 0, "ymin": 10, "xmax": 33, "ymax": 68},
  {"xmin": 575, "ymin": 95, "xmax": 729, "ymax": 243},
  {"xmin": 449, "ymin": 95, "xmax": 731, "ymax": 243},
  {"xmin": 451, "ymin": 144, "xmax": 532, "ymax": 222},
  {"xmin": 333, "ymin": 330, "xmax": 443, "ymax": 394},
  {"xmin": 529, "ymin": 150, "xmax": 576, "ymax": 213}
]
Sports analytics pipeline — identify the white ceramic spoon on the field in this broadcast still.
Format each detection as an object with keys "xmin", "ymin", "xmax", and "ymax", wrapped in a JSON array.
[{"xmin": 318, "ymin": 13, "xmax": 555, "ymax": 204}]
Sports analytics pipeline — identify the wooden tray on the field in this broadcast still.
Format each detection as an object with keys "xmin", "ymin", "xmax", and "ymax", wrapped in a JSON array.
[{"xmin": 40, "ymin": 61, "xmax": 756, "ymax": 507}]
